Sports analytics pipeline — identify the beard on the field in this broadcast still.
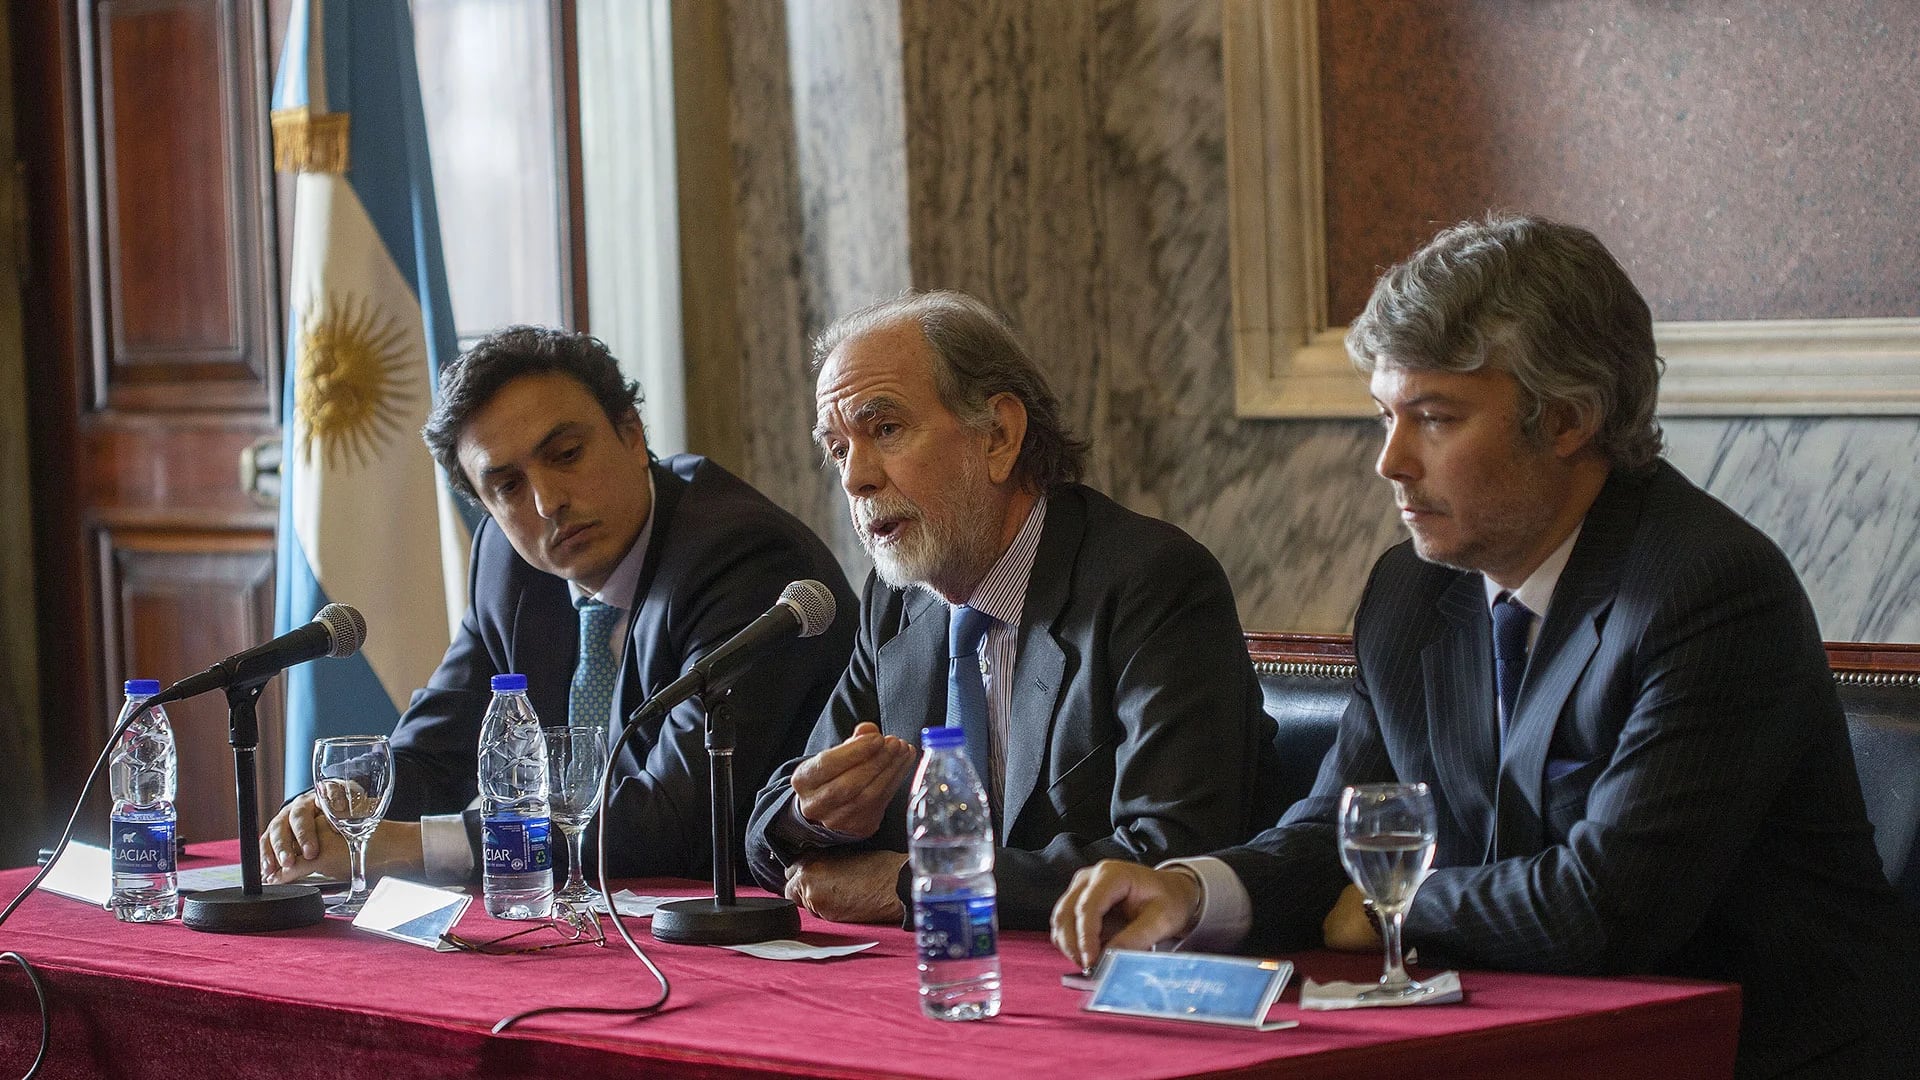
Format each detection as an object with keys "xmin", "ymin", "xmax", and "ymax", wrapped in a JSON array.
[{"xmin": 853, "ymin": 452, "xmax": 1005, "ymax": 599}]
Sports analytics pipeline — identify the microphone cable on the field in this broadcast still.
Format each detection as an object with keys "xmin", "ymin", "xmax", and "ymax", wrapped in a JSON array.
[
  {"xmin": 0, "ymin": 701, "xmax": 154, "ymax": 1080},
  {"xmin": 491, "ymin": 712, "xmax": 671, "ymax": 1033}
]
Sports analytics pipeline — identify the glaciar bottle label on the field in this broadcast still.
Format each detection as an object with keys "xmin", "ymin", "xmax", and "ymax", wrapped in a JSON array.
[
  {"xmin": 482, "ymin": 816, "xmax": 552, "ymax": 875},
  {"xmin": 111, "ymin": 818, "xmax": 175, "ymax": 875},
  {"xmin": 915, "ymin": 893, "xmax": 997, "ymax": 962}
]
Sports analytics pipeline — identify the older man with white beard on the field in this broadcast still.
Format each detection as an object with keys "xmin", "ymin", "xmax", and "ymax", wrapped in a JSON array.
[{"xmin": 743, "ymin": 290, "xmax": 1282, "ymax": 930}]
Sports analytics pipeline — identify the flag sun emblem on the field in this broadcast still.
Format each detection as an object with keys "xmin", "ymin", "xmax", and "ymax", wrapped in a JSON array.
[{"xmin": 295, "ymin": 292, "xmax": 414, "ymax": 470}]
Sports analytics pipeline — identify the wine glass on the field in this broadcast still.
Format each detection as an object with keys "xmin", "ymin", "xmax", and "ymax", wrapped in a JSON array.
[
  {"xmin": 1337, "ymin": 782, "xmax": 1438, "ymax": 1002},
  {"xmin": 544, "ymin": 726, "xmax": 609, "ymax": 906},
  {"xmin": 312, "ymin": 735, "xmax": 394, "ymax": 916}
]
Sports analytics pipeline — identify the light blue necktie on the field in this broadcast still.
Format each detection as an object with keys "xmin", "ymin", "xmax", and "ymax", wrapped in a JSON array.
[
  {"xmin": 571, "ymin": 599, "xmax": 621, "ymax": 732},
  {"xmin": 946, "ymin": 605, "xmax": 995, "ymax": 791}
]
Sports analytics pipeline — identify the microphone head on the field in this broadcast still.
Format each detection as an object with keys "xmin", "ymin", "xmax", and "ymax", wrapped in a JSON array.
[
  {"xmin": 778, "ymin": 580, "xmax": 836, "ymax": 639},
  {"xmin": 314, "ymin": 603, "xmax": 367, "ymax": 658}
]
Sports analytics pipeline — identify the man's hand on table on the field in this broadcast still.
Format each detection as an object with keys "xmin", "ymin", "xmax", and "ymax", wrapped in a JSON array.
[
  {"xmin": 1321, "ymin": 883, "xmax": 1383, "ymax": 952},
  {"xmin": 1050, "ymin": 860, "xmax": 1203, "ymax": 973},
  {"xmin": 784, "ymin": 848, "xmax": 909, "ymax": 923},
  {"xmin": 790, "ymin": 722, "xmax": 916, "ymax": 839},
  {"xmin": 259, "ymin": 790, "xmax": 423, "ymax": 884}
]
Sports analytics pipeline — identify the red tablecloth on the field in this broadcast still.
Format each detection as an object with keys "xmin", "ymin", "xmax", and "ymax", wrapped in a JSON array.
[{"xmin": 0, "ymin": 842, "xmax": 1738, "ymax": 1079}]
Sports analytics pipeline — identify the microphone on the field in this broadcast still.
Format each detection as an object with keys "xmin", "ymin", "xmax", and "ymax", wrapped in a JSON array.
[
  {"xmin": 625, "ymin": 581, "xmax": 835, "ymax": 727},
  {"xmin": 154, "ymin": 603, "xmax": 367, "ymax": 704}
]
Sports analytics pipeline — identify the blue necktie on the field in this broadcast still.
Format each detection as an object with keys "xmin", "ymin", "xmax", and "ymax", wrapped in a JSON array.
[
  {"xmin": 946, "ymin": 605, "xmax": 995, "ymax": 792},
  {"xmin": 1490, "ymin": 593, "xmax": 1532, "ymax": 742},
  {"xmin": 572, "ymin": 599, "xmax": 622, "ymax": 732}
]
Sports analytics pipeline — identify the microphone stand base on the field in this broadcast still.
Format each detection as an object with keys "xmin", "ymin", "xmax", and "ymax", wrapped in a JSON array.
[
  {"xmin": 651, "ymin": 895, "xmax": 801, "ymax": 945},
  {"xmin": 181, "ymin": 885, "xmax": 327, "ymax": 933}
]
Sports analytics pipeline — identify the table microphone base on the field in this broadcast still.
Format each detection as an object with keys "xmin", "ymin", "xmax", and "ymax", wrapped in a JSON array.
[
  {"xmin": 651, "ymin": 895, "xmax": 800, "ymax": 945},
  {"xmin": 182, "ymin": 884, "xmax": 326, "ymax": 933}
]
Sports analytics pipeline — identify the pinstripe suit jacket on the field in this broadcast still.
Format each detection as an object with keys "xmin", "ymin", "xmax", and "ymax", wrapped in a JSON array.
[{"xmin": 1217, "ymin": 461, "xmax": 1913, "ymax": 1079}]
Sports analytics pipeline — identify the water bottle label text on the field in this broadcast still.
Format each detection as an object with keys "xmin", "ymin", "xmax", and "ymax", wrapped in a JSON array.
[
  {"xmin": 482, "ymin": 816, "xmax": 552, "ymax": 874},
  {"xmin": 915, "ymin": 894, "xmax": 997, "ymax": 962},
  {"xmin": 111, "ymin": 818, "xmax": 176, "ymax": 874}
]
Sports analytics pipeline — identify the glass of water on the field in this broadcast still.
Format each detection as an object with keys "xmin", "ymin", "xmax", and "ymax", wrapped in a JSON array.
[
  {"xmin": 1337, "ymin": 782, "xmax": 1438, "ymax": 1002},
  {"xmin": 544, "ymin": 726, "xmax": 609, "ymax": 905},
  {"xmin": 311, "ymin": 735, "xmax": 394, "ymax": 916}
]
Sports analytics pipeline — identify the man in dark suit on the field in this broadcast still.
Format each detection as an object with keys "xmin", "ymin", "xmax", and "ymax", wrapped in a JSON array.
[
  {"xmin": 1052, "ymin": 216, "xmax": 1913, "ymax": 1078},
  {"xmin": 259, "ymin": 326, "xmax": 856, "ymax": 882},
  {"xmin": 744, "ymin": 291, "xmax": 1280, "ymax": 930}
]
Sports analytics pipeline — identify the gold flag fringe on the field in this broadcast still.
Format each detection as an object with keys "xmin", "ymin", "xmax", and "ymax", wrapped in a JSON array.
[{"xmin": 271, "ymin": 106, "xmax": 351, "ymax": 174}]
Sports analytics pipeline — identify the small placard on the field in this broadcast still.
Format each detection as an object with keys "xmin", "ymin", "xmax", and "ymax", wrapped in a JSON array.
[
  {"xmin": 1085, "ymin": 950, "xmax": 1297, "ymax": 1031},
  {"xmin": 40, "ymin": 842, "xmax": 111, "ymax": 907},
  {"xmin": 351, "ymin": 877, "xmax": 471, "ymax": 951}
]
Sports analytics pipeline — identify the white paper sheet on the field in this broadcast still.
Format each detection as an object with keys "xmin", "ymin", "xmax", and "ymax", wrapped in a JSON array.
[
  {"xmin": 589, "ymin": 890, "xmax": 677, "ymax": 918},
  {"xmin": 717, "ymin": 939, "xmax": 878, "ymax": 961},
  {"xmin": 1299, "ymin": 970, "xmax": 1464, "ymax": 1010}
]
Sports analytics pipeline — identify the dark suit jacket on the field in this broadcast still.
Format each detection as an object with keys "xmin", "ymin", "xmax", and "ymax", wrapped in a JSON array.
[
  {"xmin": 1217, "ymin": 461, "xmax": 1914, "ymax": 1079},
  {"xmin": 387, "ymin": 454, "xmax": 857, "ymax": 878},
  {"xmin": 745, "ymin": 484, "xmax": 1284, "ymax": 929}
]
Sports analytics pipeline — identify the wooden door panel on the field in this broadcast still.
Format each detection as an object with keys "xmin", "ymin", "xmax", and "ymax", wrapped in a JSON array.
[
  {"xmin": 81, "ymin": 419, "xmax": 276, "ymax": 523},
  {"xmin": 96, "ymin": 530, "xmax": 282, "ymax": 844},
  {"xmin": 15, "ymin": 0, "xmax": 285, "ymax": 844},
  {"xmin": 81, "ymin": 0, "xmax": 276, "ymax": 411}
]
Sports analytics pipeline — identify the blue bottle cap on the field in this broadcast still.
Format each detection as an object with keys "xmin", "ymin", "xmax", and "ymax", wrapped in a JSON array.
[
  {"xmin": 921, "ymin": 726, "xmax": 965, "ymax": 750},
  {"xmin": 124, "ymin": 679, "xmax": 161, "ymax": 696},
  {"xmin": 491, "ymin": 673, "xmax": 528, "ymax": 692}
]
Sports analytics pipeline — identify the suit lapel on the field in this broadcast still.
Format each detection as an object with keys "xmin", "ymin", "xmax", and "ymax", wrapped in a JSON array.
[
  {"xmin": 508, "ymin": 573, "xmax": 575, "ymax": 729},
  {"xmin": 614, "ymin": 461, "xmax": 685, "ymax": 728},
  {"xmin": 1423, "ymin": 572, "xmax": 1500, "ymax": 854},
  {"xmin": 999, "ymin": 495, "xmax": 1079, "ymax": 844},
  {"xmin": 878, "ymin": 587, "xmax": 946, "ymax": 744},
  {"xmin": 1494, "ymin": 470, "xmax": 1640, "ymax": 857}
]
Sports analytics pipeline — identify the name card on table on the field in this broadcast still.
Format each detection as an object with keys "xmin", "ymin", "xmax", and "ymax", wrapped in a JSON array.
[
  {"xmin": 352, "ymin": 877, "xmax": 470, "ymax": 951},
  {"xmin": 1084, "ymin": 950, "xmax": 1298, "ymax": 1031}
]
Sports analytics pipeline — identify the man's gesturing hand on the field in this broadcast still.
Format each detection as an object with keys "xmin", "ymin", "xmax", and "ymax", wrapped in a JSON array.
[
  {"xmin": 790, "ymin": 722, "xmax": 917, "ymax": 838},
  {"xmin": 1050, "ymin": 860, "xmax": 1204, "ymax": 973}
]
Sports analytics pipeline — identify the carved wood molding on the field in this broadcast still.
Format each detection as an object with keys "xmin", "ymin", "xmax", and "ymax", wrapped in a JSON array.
[
  {"xmin": 1245, "ymin": 631, "xmax": 1920, "ymax": 682},
  {"xmin": 1222, "ymin": 0, "xmax": 1920, "ymax": 419}
]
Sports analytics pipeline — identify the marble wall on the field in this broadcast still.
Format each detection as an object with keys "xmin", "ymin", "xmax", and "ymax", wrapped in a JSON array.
[
  {"xmin": 727, "ymin": 0, "xmax": 910, "ymax": 581},
  {"xmin": 720, "ymin": 0, "xmax": 1920, "ymax": 643}
]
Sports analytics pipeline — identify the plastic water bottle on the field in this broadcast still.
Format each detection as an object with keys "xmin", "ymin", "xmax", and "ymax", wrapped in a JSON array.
[
  {"xmin": 109, "ymin": 679, "xmax": 178, "ymax": 922},
  {"xmin": 478, "ymin": 673, "xmax": 553, "ymax": 919},
  {"xmin": 909, "ymin": 726, "xmax": 1001, "ymax": 1021}
]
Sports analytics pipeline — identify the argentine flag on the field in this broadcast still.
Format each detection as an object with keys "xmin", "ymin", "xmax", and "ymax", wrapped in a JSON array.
[{"xmin": 272, "ymin": 0, "xmax": 474, "ymax": 793}]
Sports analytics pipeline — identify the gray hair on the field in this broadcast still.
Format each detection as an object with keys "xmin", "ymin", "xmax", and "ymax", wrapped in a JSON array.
[
  {"xmin": 813, "ymin": 290, "xmax": 1089, "ymax": 493},
  {"xmin": 1346, "ymin": 213, "xmax": 1664, "ymax": 472}
]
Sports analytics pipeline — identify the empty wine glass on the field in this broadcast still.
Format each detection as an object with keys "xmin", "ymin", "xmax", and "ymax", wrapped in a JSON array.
[
  {"xmin": 544, "ymin": 726, "xmax": 609, "ymax": 905},
  {"xmin": 312, "ymin": 734, "xmax": 394, "ymax": 916},
  {"xmin": 1337, "ymin": 782, "xmax": 1438, "ymax": 1002}
]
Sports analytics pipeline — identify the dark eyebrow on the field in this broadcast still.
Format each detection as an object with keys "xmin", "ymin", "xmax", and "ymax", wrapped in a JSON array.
[
  {"xmin": 477, "ymin": 421, "xmax": 583, "ymax": 483},
  {"xmin": 1373, "ymin": 392, "xmax": 1463, "ymax": 412}
]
